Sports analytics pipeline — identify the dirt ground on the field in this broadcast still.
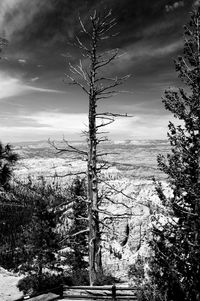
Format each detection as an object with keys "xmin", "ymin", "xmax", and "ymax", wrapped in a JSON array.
[{"xmin": 0, "ymin": 268, "xmax": 23, "ymax": 301}]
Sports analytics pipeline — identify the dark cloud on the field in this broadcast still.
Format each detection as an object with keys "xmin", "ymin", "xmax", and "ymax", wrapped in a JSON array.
[
  {"xmin": 0, "ymin": 0, "xmax": 193, "ymax": 76},
  {"xmin": 1, "ymin": 0, "xmax": 193, "ymax": 48},
  {"xmin": 1, "ymin": 0, "xmax": 194, "ymax": 86},
  {"xmin": 0, "ymin": 0, "xmax": 196, "ymax": 141}
]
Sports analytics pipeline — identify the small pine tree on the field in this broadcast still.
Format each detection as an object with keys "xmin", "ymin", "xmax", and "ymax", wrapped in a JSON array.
[
  {"xmin": 148, "ymin": 5, "xmax": 200, "ymax": 301},
  {"xmin": 31, "ymin": 198, "xmax": 60, "ymax": 276},
  {"xmin": 19, "ymin": 181, "xmax": 61, "ymax": 277},
  {"xmin": 65, "ymin": 178, "xmax": 88, "ymax": 272},
  {"xmin": 0, "ymin": 142, "xmax": 18, "ymax": 190},
  {"xmin": 0, "ymin": 142, "xmax": 20, "ymax": 268}
]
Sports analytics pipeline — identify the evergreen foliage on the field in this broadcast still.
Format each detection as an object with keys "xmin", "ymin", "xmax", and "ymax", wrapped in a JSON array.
[
  {"xmin": 148, "ymin": 5, "xmax": 200, "ymax": 301},
  {"xmin": 14, "ymin": 179, "xmax": 63, "ymax": 276},
  {"xmin": 0, "ymin": 179, "xmax": 65, "ymax": 271},
  {"xmin": 0, "ymin": 142, "xmax": 18, "ymax": 190},
  {"xmin": 0, "ymin": 142, "xmax": 21, "ymax": 268},
  {"xmin": 64, "ymin": 177, "xmax": 88, "ymax": 271},
  {"xmin": 17, "ymin": 272, "xmax": 72, "ymax": 295},
  {"xmin": 21, "ymin": 194, "xmax": 61, "ymax": 276},
  {"xmin": 17, "ymin": 178, "xmax": 90, "ymax": 293}
]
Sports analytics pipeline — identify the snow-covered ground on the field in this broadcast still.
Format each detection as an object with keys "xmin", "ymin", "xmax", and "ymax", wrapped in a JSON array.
[{"xmin": 0, "ymin": 268, "xmax": 22, "ymax": 301}]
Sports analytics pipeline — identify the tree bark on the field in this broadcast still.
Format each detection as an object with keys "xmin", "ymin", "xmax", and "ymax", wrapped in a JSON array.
[
  {"xmin": 87, "ymin": 23, "xmax": 103, "ymax": 284},
  {"xmin": 87, "ymin": 63, "xmax": 102, "ymax": 285}
]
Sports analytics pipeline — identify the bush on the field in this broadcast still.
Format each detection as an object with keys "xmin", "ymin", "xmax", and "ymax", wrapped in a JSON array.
[
  {"xmin": 93, "ymin": 271, "xmax": 118, "ymax": 286},
  {"xmin": 136, "ymin": 283, "xmax": 166, "ymax": 301},
  {"xmin": 17, "ymin": 273, "xmax": 73, "ymax": 295},
  {"xmin": 128, "ymin": 255, "xmax": 145, "ymax": 286},
  {"xmin": 17, "ymin": 269, "xmax": 90, "ymax": 296},
  {"xmin": 70, "ymin": 268, "xmax": 89, "ymax": 285},
  {"xmin": 128, "ymin": 256, "xmax": 167, "ymax": 301}
]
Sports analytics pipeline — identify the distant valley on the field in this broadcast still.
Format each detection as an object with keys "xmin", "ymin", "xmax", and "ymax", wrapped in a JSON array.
[
  {"xmin": 12, "ymin": 139, "xmax": 171, "ymax": 279},
  {"xmin": 13, "ymin": 139, "xmax": 170, "ymax": 182}
]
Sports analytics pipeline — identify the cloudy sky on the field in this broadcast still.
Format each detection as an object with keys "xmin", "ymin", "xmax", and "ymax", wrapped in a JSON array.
[{"xmin": 0, "ymin": 0, "xmax": 196, "ymax": 142}]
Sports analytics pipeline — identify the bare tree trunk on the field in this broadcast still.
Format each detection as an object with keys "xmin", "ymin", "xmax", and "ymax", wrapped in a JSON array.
[
  {"xmin": 87, "ymin": 38, "xmax": 103, "ymax": 283},
  {"xmin": 88, "ymin": 206, "xmax": 102, "ymax": 285}
]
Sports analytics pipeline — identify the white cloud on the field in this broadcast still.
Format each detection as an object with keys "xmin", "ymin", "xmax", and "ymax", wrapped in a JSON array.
[
  {"xmin": 25, "ymin": 85, "xmax": 63, "ymax": 94},
  {"xmin": 0, "ymin": 112, "xmax": 139, "ymax": 142},
  {"xmin": 154, "ymin": 40, "xmax": 182, "ymax": 56},
  {"xmin": 26, "ymin": 112, "xmax": 135, "ymax": 134},
  {"xmin": 121, "ymin": 40, "xmax": 182, "ymax": 62},
  {"xmin": 18, "ymin": 59, "xmax": 27, "ymax": 64},
  {"xmin": 0, "ymin": 111, "xmax": 179, "ymax": 143},
  {"xmin": 31, "ymin": 77, "xmax": 39, "ymax": 82},
  {"xmin": 28, "ymin": 113, "xmax": 88, "ymax": 131},
  {"xmin": 0, "ymin": 72, "xmax": 63, "ymax": 99}
]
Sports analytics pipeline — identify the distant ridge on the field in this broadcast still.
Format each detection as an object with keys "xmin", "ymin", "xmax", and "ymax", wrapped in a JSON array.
[
  {"xmin": 12, "ymin": 139, "xmax": 168, "ymax": 147},
  {"xmin": 113, "ymin": 139, "xmax": 168, "ymax": 145},
  {"xmin": 12, "ymin": 139, "xmax": 86, "ymax": 146}
]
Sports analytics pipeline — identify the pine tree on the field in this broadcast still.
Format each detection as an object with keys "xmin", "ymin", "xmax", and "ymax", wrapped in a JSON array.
[
  {"xmin": 16, "ymin": 180, "xmax": 62, "ymax": 276},
  {"xmin": 0, "ymin": 142, "xmax": 18, "ymax": 190},
  {"xmin": 0, "ymin": 142, "xmax": 20, "ymax": 267},
  {"xmin": 66, "ymin": 178, "xmax": 88, "ymax": 271},
  {"xmin": 149, "ymin": 5, "xmax": 200, "ymax": 301}
]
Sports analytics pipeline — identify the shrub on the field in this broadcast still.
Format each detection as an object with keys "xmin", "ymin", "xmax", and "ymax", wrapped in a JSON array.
[
  {"xmin": 93, "ymin": 271, "xmax": 118, "ymax": 286},
  {"xmin": 70, "ymin": 268, "xmax": 89, "ymax": 285},
  {"xmin": 136, "ymin": 283, "xmax": 166, "ymax": 301},
  {"xmin": 17, "ymin": 272, "xmax": 73, "ymax": 295},
  {"xmin": 128, "ymin": 255, "xmax": 145, "ymax": 286}
]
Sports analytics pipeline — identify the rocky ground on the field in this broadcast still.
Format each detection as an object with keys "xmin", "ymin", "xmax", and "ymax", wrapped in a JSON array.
[{"xmin": 0, "ymin": 268, "xmax": 22, "ymax": 301}]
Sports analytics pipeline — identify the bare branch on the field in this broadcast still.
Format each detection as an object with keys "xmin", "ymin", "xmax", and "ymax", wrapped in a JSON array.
[
  {"xmin": 65, "ymin": 73, "xmax": 89, "ymax": 95},
  {"xmin": 63, "ymin": 138, "xmax": 88, "ymax": 156},
  {"xmin": 95, "ymin": 207, "xmax": 136, "ymax": 218},
  {"xmin": 96, "ymin": 119, "xmax": 115, "ymax": 128},
  {"xmin": 96, "ymin": 75, "xmax": 131, "ymax": 94},
  {"xmin": 49, "ymin": 139, "xmax": 87, "ymax": 156},
  {"xmin": 104, "ymin": 196, "xmax": 134, "ymax": 210},
  {"xmin": 96, "ymin": 152, "xmax": 119, "ymax": 157},
  {"xmin": 60, "ymin": 228, "xmax": 89, "ymax": 244},
  {"xmin": 95, "ymin": 50, "xmax": 118, "ymax": 69},
  {"xmin": 46, "ymin": 171, "xmax": 86, "ymax": 178},
  {"xmin": 75, "ymin": 36, "xmax": 90, "ymax": 53},
  {"xmin": 96, "ymin": 112, "xmax": 132, "ymax": 118},
  {"xmin": 79, "ymin": 15, "xmax": 91, "ymax": 36},
  {"xmin": 101, "ymin": 179, "xmax": 137, "ymax": 200}
]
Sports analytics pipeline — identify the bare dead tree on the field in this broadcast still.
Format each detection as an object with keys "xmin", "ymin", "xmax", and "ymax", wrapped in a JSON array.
[{"xmin": 52, "ymin": 10, "xmax": 131, "ymax": 285}]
